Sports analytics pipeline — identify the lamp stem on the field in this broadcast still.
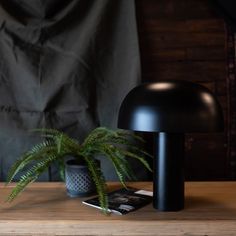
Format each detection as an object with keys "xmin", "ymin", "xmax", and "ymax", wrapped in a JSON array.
[{"xmin": 153, "ymin": 132, "xmax": 185, "ymax": 211}]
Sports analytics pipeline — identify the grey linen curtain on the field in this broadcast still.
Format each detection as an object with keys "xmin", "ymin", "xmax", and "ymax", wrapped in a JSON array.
[{"xmin": 0, "ymin": 0, "xmax": 144, "ymax": 180}]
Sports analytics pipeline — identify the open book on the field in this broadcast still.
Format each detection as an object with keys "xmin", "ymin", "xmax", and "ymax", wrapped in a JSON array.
[{"xmin": 82, "ymin": 187, "xmax": 153, "ymax": 215}]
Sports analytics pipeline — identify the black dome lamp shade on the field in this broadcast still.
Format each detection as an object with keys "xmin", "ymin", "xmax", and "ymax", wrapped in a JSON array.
[{"xmin": 118, "ymin": 80, "xmax": 224, "ymax": 211}]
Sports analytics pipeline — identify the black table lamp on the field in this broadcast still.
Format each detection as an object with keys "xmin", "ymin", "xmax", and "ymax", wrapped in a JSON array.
[{"xmin": 118, "ymin": 80, "xmax": 224, "ymax": 211}]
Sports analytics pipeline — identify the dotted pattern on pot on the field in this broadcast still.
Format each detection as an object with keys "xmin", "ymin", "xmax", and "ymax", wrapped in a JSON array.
[
  {"xmin": 65, "ymin": 165, "xmax": 95, "ymax": 197},
  {"xmin": 66, "ymin": 173, "xmax": 93, "ymax": 193}
]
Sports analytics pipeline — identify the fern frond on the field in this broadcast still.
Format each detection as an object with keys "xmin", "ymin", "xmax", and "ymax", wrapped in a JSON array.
[
  {"xmin": 82, "ymin": 155, "xmax": 108, "ymax": 213},
  {"xmin": 6, "ymin": 175, "xmax": 37, "ymax": 202},
  {"xmin": 117, "ymin": 148, "xmax": 152, "ymax": 172},
  {"xmin": 83, "ymin": 127, "xmax": 110, "ymax": 145},
  {"xmin": 60, "ymin": 134, "xmax": 80, "ymax": 153},
  {"xmin": 113, "ymin": 150, "xmax": 137, "ymax": 181},
  {"xmin": 83, "ymin": 127, "xmax": 136, "ymax": 146},
  {"xmin": 6, "ymin": 153, "xmax": 31, "ymax": 185},
  {"xmin": 31, "ymin": 128, "xmax": 62, "ymax": 136},
  {"xmin": 116, "ymin": 129, "xmax": 145, "ymax": 142},
  {"xmin": 56, "ymin": 158, "xmax": 65, "ymax": 181},
  {"xmin": 95, "ymin": 144, "xmax": 136, "ymax": 186},
  {"xmin": 6, "ymin": 141, "xmax": 56, "ymax": 184},
  {"xmin": 56, "ymin": 134, "xmax": 63, "ymax": 153},
  {"xmin": 32, "ymin": 129, "xmax": 80, "ymax": 152},
  {"xmin": 6, "ymin": 154, "xmax": 58, "ymax": 202},
  {"xmin": 103, "ymin": 149, "xmax": 127, "ymax": 187},
  {"xmin": 82, "ymin": 127, "xmax": 150, "ymax": 156}
]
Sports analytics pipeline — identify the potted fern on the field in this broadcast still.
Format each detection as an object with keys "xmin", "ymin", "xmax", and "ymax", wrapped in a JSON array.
[{"xmin": 5, "ymin": 127, "xmax": 152, "ymax": 212}]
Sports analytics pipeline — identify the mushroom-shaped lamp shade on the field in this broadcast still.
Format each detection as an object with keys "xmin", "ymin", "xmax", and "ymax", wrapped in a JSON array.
[{"xmin": 118, "ymin": 81, "xmax": 224, "ymax": 211}]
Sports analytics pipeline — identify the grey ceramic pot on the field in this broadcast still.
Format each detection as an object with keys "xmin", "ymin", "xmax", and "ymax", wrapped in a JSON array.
[{"xmin": 65, "ymin": 159, "xmax": 96, "ymax": 197}]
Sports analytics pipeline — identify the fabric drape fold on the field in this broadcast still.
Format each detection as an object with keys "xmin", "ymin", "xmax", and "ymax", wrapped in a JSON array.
[{"xmin": 0, "ymin": 0, "xmax": 142, "ymax": 180}]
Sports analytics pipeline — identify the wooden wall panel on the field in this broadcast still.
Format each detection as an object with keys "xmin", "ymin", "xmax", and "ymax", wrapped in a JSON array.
[{"xmin": 136, "ymin": 0, "xmax": 229, "ymax": 180}]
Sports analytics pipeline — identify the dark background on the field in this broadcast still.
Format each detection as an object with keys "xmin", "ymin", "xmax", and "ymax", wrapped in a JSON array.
[
  {"xmin": 0, "ymin": 0, "xmax": 141, "ymax": 181},
  {"xmin": 0, "ymin": 0, "xmax": 236, "ymax": 181},
  {"xmin": 136, "ymin": 0, "xmax": 236, "ymax": 180}
]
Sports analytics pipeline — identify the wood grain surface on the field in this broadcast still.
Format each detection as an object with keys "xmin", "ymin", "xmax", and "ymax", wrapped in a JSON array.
[{"xmin": 0, "ymin": 182, "xmax": 236, "ymax": 235}]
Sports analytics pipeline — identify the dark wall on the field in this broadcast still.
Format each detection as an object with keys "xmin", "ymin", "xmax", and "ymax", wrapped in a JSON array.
[{"xmin": 135, "ymin": 0, "xmax": 230, "ymax": 180}]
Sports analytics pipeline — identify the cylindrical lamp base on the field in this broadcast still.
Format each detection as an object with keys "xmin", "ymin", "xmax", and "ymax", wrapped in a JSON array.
[{"xmin": 153, "ymin": 132, "xmax": 185, "ymax": 211}]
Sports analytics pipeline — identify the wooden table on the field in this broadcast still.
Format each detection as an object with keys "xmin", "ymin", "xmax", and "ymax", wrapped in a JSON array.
[{"xmin": 0, "ymin": 182, "xmax": 236, "ymax": 236}]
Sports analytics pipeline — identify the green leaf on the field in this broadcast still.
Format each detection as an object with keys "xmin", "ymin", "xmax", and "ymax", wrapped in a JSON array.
[
  {"xmin": 6, "ymin": 154, "xmax": 58, "ymax": 202},
  {"xmin": 82, "ymin": 155, "xmax": 108, "ymax": 213},
  {"xmin": 96, "ymin": 144, "xmax": 135, "ymax": 186},
  {"xmin": 56, "ymin": 159, "xmax": 65, "ymax": 181},
  {"xmin": 118, "ymin": 149, "xmax": 152, "ymax": 172},
  {"xmin": 6, "ymin": 141, "xmax": 56, "ymax": 184}
]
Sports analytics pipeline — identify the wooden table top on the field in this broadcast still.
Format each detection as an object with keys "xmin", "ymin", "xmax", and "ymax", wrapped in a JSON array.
[{"xmin": 0, "ymin": 182, "xmax": 236, "ymax": 235}]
